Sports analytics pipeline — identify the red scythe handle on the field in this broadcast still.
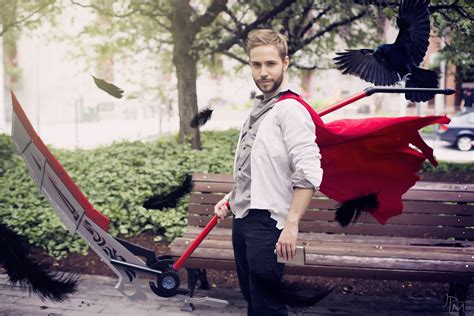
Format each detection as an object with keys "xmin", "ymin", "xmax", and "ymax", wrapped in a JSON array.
[
  {"xmin": 318, "ymin": 90, "xmax": 369, "ymax": 117},
  {"xmin": 172, "ymin": 203, "xmax": 226, "ymax": 270},
  {"xmin": 172, "ymin": 86, "xmax": 455, "ymax": 270},
  {"xmin": 317, "ymin": 87, "xmax": 455, "ymax": 117}
]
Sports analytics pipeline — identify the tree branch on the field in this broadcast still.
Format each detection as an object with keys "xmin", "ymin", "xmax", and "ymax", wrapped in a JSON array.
[
  {"xmin": 1, "ymin": 0, "xmax": 53, "ymax": 36},
  {"xmin": 214, "ymin": 0, "xmax": 295, "ymax": 53},
  {"xmin": 223, "ymin": 6, "xmax": 244, "ymax": 31},
  {"xmin": 291, "ymin": 11, "xmax": 367, "ymax": 54},
  {"xmin": 292, "ymin": 0, "xmax": 315, "ymax": 38},
  {"xmin": 353, "ymin": 0, "xmax": 472, "ymax": 20},
  {"xmin": 216, "ymin": 20, "xmax": 234, "ymax": 33},
  {"xmin": 292, "ymin": 63, "xmax": 334, "ymax": 70},
  {"xmin": 193, "ymin": 0, "xmax": 228, "ymax": 30},
  {"xmin": 298, "ymin": 5, "xmax": 330, "ymax": 39},
  {"xmin": 220, "ymin": 50, "xmax": 248, "ymax": 65},
  {"xmin": 70, "ymin": 0, "xmax": 138, "ymax": 18},
  {"xmin": 71, "ymin": 0, "xmax": 173, "ymax": 31}
]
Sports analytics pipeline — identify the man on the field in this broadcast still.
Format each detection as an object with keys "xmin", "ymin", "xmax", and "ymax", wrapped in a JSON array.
[
  {"xmin": 460, "ymin": 89, "xmax": 473, "ymax": 112},
  {"xmin": 214, "ymin": 29, "xmax": 323, "ymax": 315}
]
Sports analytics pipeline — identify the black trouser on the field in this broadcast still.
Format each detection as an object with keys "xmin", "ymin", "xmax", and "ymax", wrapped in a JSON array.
[{"xmin": 232, "ymin": 209, "xmax": 287, "ymax": 316}]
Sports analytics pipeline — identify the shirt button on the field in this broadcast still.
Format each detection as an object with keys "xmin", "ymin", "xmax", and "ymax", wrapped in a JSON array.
[
  {"xmin": 249, "ymin": 126, "xmax": 252, "ymax": 129},
  {"xmin": 238, "ymin": 168, "xmax": 242, "ymax": 171},
  {"xmin": 243, "ymin": 147, "xmax": 246, "ymax": 150}
]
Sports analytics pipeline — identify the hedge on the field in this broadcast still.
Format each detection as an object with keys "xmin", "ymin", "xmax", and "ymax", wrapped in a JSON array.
[{"xmin": 0, "ymin": 130, "xmax": 238, "ymax": 258}]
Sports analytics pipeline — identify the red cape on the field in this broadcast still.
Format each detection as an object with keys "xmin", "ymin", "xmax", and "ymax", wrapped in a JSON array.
[{"xmin": 279, "ymin": 92, "xmax": 450, "ymax": 224}]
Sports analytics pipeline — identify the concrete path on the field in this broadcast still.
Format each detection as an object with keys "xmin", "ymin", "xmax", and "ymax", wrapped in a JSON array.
[{"xmin": 0, "ymin": 274, "xmax": 472, "ymax": 315}]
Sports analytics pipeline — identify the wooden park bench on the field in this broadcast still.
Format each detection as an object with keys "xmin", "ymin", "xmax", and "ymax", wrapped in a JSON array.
[{"xmin": 169, "ymin": 173, "xmax": 474, "ymax": 314}]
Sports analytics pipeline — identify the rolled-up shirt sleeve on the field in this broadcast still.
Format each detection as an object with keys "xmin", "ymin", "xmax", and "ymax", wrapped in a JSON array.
[{"xmin": 276, "ymin": 100, "xmax": 323, "ymax": 190}]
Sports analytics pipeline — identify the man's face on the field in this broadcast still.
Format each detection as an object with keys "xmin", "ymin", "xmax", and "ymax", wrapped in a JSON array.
[{"xmin": 249, "ymin": 45, "xmax": 288, "ymax": 96}]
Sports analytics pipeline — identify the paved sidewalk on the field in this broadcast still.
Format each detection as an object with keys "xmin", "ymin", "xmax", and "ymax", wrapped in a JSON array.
[{"xmin": 0, "ymin": 274, "xmax": 473, "ymax": 315}]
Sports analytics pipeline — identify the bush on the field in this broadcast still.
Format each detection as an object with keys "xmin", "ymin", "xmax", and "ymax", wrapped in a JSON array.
[
  {"xmin": 422, "ymin": 160, "xmax": 474, "ymax": 173},
  {"xmin": 0, "ymin": 129, "xmax": 238, "ymax": 259},
  {"xmin": 0, "ymin": 134, "xmax": 20, "ymax": 177}
]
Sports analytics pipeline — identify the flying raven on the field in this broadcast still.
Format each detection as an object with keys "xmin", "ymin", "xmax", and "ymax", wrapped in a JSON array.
[{"xmin": 334, "ymin": 0, "xmax": 437, "ymax": 102}]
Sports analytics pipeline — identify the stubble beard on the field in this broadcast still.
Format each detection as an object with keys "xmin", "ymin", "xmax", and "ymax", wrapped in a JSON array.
[{"xmin": 255, "ymin": 71, "xmax": 284, "ymax": 96}]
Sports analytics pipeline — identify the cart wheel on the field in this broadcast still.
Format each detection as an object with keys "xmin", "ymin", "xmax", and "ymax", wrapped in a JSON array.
[{"xmin": 149, "ymin": 270, "xmax": 180, "ymax": 298}]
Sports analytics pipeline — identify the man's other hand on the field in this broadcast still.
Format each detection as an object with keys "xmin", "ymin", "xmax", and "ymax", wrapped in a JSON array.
[
  {"xmin": 214, "ymin": 195, "xmax": 231, "ymax": 224},
  {"xmin": 276, "ymin": 223, "xmax": 298, "ymax": 261}
]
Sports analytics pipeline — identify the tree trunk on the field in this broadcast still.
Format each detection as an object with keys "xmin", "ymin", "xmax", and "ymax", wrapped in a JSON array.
[
  {"xmin": 174, "ymin": 49, "xmax": 201, "ymax": 149},
  {"xmin": 171, "ymin": 1, "xmax": 201, "ymax": 150}
]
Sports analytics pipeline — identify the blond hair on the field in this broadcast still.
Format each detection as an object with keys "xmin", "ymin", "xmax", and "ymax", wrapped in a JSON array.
[{"xmin": 245, "ymin": 29, "xmax": 288, "ymax": 60}]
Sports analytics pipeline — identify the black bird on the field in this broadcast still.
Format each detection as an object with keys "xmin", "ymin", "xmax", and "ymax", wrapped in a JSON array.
[{"xmin": 334, "ymin": 0, "xmax": 437, "ymax": 102}]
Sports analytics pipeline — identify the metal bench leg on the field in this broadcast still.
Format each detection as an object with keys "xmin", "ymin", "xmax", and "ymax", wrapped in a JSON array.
[
  {"xmin": 197, "ymin": 269, "xmax": 210, "ymax": 290},
  {"xmin": 447, "ymin": 283, "xmax": 470, "ymax": 316},
  {"xmin": 181, "ymin": 269, "xmax": 210, "ymax": 312},
  {"xmin": 181, "ymin": 268, "xmax": 197, "ymax": 312}
]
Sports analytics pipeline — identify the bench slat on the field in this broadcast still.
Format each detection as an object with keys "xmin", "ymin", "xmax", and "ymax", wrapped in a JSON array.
[
  {"xmin": 192, "ymin": 183, "xmax": 474, "ymax": 203},
  {"xmin": 402, "ymin": 201, "xmax": 473, "ymax": 214},
  {"xmin": 176, "ymin": 257, "xmax": 471, "ymax": 283},
  {"xmin": 171, "ymin": 238, "xmax": 474, "ymax": 261},
  {"xmin": 188, "ymin": 205, "xmax": 474, "ymax": 227},
  {"xmin": 182, "ymin": 232, "xmax": 474, "ymax": 249},
  {"xmin": 298, "ymin": 221, "xmax": 474, "ymax": 239},
  {"xmin": 189, "ymin": 198, "xmax": 474, "ymax": 216},
  {"xmin": 186, "ymin": 216, "xmax": 474, "ymax": 239},
  {"xmin": 402, "ymin": 190, "xmax": 474, "ymax": 202},
  {"xmin": 192, "ymin": 175, "xmax": 474, "ymax": 199},
  {"xmin": 183, "ymin": 226, "xmax": 474, "ymax": 247},
  {"xmin": 192, "ymin": 174, "xmax": 474, "ymax": 192},
  {"xmin": 169, "ymin": 244, "xmax": 473, "ymax": 273},
  {"xmin": 189, "ymin": 193, "xmax": 474, "ymax": 214},
  {"xmin": 192, "ymin": 173, "xmax": 234, "ymax": 183},
  {"xmin": 177, "ymin": 235, "xmax": 474, "ymax": 255}
]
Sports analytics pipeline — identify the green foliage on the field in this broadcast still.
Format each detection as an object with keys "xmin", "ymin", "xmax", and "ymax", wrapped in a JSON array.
[
  {"xmin": 430, "ymin": 0, "xmax": 473, "ymax": 82},
  {"xmin": 420, "ymin": 125, "xmax": 435, "ymax": 134},
  {"xmin": 0, "ymin": 129, "xmax": 238, "ymax": 259},
  {"xmin": 0, "ymin": 134, "xmax": 19, "ymax": 176},
  {"xmin": 0, "ymin": 0, "xmax": 61, "ymax": 36},
  {"xmin": 422, "ymin": 161, "xmax": 474, "ymax": 174}
]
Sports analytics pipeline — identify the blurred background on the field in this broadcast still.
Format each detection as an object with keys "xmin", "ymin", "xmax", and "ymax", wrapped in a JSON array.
[{"xmin": 0, "ymin": 1, "xmax": 472, "ymax": 154}]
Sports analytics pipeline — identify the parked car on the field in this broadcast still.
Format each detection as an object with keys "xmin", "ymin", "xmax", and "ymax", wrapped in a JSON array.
[{"xmin": 435, "ymin": 111, "xmax": 474, "ymax": 151}]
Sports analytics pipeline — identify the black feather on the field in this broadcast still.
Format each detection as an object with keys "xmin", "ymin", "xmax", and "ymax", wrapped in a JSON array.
[
  {"xmin": 92, "ymin": 75, "xmax": 124, "ymax": 99},
  {"xmin": 277, "ymin": 281, "xmax": 333, "ymax": 307},
  {"xmin": 143, "ymin": 174, "xmax": 193, "ymax": 210},
  {"xmin": 0, "ymin": 223, "xmax": 78, "ymax": 302},
  {"xmin": 256, "ymin": 277, "xmax": 333, "ymax": 307},
  {"xmin": 190, "ymin": 107, "xmax": 213, "ymax": 128},
  {"xmin": 335, "ymin": 193, "xmax": 379, "ymax": 227}
]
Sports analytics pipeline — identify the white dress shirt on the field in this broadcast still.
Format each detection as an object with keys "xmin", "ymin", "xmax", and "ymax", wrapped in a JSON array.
[{"xmin": 229, "ymin": 89, "xmax": 323, "ymax": 229}]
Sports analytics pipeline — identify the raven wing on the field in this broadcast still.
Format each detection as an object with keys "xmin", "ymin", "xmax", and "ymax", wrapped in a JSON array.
[
  {"xmin": 10, "ymin": 92, "xmax": 157, "ymax": 300},
  {"xmin": 334, "ymin": 49, "xmax": 399, "ymax": 86},
  {"xmin": 395, "ymin": 0, "xmax": 430, "ymax": 66}
]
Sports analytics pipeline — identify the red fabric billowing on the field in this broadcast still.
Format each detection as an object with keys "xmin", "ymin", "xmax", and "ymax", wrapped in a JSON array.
[{"xmin": 279, "ymin": 92, "xmax": 450, "ymax": 224}]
